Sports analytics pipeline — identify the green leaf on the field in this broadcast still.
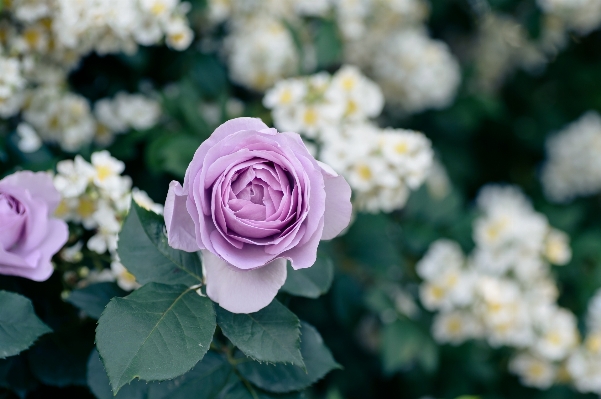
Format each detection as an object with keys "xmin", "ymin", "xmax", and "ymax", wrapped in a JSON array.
[
  {"xmin": 118, "ymin": 201, "xmax": 203, "ymax": 286},
  {"xmin": 281, "ymin": 253, "xmax": 334, "ymax": 298},
  {"xmin": 28, "ymin": 324, "xmax": 94, "ymax": 387},
  {"xmin": 88, "ymin": 349, "xmax": 233, "ymax": 399},
  {"xmin": 0, "ymin": 291, "xmax": 51, "ymax": 358},
  {"xmin": 237, "ymin": 322, "xmax": 340, "ymax": 393},
  {"xmin": 219, "ymin": 382, "xmax": 305, "ymax": 399},
  {"xmin": 87, "ymin": 349, "xmax": 147, "ymax": 399},
  {"xmin": 67, "ymin": 282, "xmax": 126, "ymax": 319},
  {"xmin": 216, "ymin": 300, "xmax": 303, "ymax": 367},
  {"xmin": 96, "ymin": 283, "xmax": 216, "ymax": 394},
  {"xmin": 157, "ymin": 351, "xmax": 232, "ymax": 399}
]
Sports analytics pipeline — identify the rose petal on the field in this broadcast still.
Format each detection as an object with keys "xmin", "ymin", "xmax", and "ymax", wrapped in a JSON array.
[
  {"xmin": 203, "ymin": 250, "xmax": 287, "ymax": 314},
  {"xmin": 164, "ymin": 181, "xmax": 201, "ymax": 252},
  {"xmin": 282, "ymin": 216, "xmax": 324, "ymax": 270},
  {"xmin": 0, "ymin": 171, "xmax": 61, "ymax": 213},
  {"xmin": 319, "ymin": 163, "xmax": 353, "ymax": 240},
  {"xmin": 184, "ymin": 118, "xmax": 269, "ymax": 192}
]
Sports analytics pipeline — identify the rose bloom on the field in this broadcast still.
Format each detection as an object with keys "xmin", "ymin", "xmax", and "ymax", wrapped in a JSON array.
[
  {"xmin": 0, "ymin": 171, "xmax": 69, "ymax": 281},
  {"xmin": 165, "ymin": 118, "xmax": 352, "ymax": 313}
]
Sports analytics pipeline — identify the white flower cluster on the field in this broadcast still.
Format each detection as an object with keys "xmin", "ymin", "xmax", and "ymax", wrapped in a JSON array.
[
  {"xmin": 264, "ymin": 66, "xmax": 434, "ymax": 212},
  {"xmin": 471, "ymin": 13, "xmax": 547, "ymax": 91},
  {"xmin": 94, "ymin": 92, "xmax": 162, "ymax": 145},
  {"xmin": 322, "ymin": 124, "xmax": 433, "ymax": 212},
  {"xmin": 334, "ymin": 0, "xmax": 429, "ymax": 41},
  {"xmin": 206, "ymin": 0, "xmax": 460, "ymax": 115},
  {"xmin": 566, "ymin": 289, "xmax": 601, "ymax": 395},
  {"xmin": 541, "ymin": 111, "xmax": 601, "ymax": 203},
  {"xmin": 205, "ymin": 0, "xmax": 309, "ymax": 92},
  {"xmin": 339, "ymin": 2, "xmax": 460, "ymax": 114},
  {"xmin": 368, "ymin": 29, "xmax": 461, "ymax": 114},
  {"xmin": 54, "ymin": 150, "xmax": 163, "ymax": 256},
  {"xmin": 0, "ymin": 0, "xmax": 189, "ymax": 151},
  {"xmin": 4, "ymin": 0, "xmax": 193, "ymax": 62},
  {"xmin": 417, "ymin": 185, "xmax": 577, "ymax": 389},
  {"xmin": 264, "ymin": 65, "xmax": 384, "ymax": 139},
  {"xmin": 19, "ymin": 88, "xmax": 161, "ymax": 152},
  {"xmin": 538, "ymin": 0, "xmax": 601, "ymax": 36},
  {"xmin": 0, "ymin": 56, "xmax": 26, "ymax": 117},
  {"xmin": 225, "ymin": 16, "xmax": 299, "ymax": 91}
]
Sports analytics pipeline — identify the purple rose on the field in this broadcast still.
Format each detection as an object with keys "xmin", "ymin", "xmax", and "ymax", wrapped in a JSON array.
[
  {"xmin": 165, "ymin": 118, "xmax": 352, "ymax": 313},
  {"xmin": 0, "ymin": 171, "xmax": 69, "ymax": 281}
]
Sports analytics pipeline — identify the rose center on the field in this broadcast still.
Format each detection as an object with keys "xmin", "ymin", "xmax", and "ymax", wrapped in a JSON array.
[
  {"xmin": 224, "ymin": 160, "xmax": 295, "ymax": 233},
  {"xmin": 0, "ymin": 193, "xmax": 26, "ymax": 250}
]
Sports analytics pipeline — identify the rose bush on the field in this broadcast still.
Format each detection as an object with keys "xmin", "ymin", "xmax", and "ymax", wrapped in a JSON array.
[
  {"xmin": 165, "ymin": 117, "xmax": 352, "ymax": 313},
  {"xmin": 0, "ymin": 171, "xmax": 68, "ymax": 281}
]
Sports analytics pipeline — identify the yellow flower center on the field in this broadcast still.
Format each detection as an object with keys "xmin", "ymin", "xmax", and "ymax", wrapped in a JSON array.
[
  {"xmin": 279, "ymin": 89, "xmax": 293, "ymax": 104},
  {"xmin": 55, "ymin": 200, "xmax": 70, "ymax": 217},
  {"xmin": 586, "ymin": 334, "xmax": 601, "ymax": 353},
  {"xmin": 303, "ymin": 108, "xmax": 318, "ymax": 126},
  {"xmin": 121, "ymin": 270, "xmax": 137, "ymax": 284},
  {"xmin": 77, "ymin": 198, "xmax": 96, "ymax": 219},
  {"xmin": 23, "ymin": 28, "xmax": 41, "ymax": 47},
  {"xmin": 430, "ymin": 285, "xmax": 445, "ymax": 301},
  {"xmin": 395, "ymin": 142, "xmax": 409, "ymax": 154},
  {"xmin": 49, "ymin": 115, "xmax": 60, "ymax": 130},
  {"xmin": 356, "ymin": 164, "xmax": 372, "ymax": 180},
  {"xmin": 96, "ymin": 165, "xmax": 112, "ymax": 182},
  {"xmin": 346, "ymin": 100, "xmax": 358, "ymax": 116},
  {"xmin": 527, "ymin": 363, "xmax": 545, "ymax": 378},
  {"xmin": 151, "ymin": 2, "xmax": 167, "ymax": 15},
  {"xmin": 341, "ymin": 76, "xmax": 356, "ymax": 91},
  {"xmin": 170, "ymin": 32, "xmax": 185, "ymax": 44},
  {"xmin": 546, "ymin": 331, "xmax": 562, "ymax": 346},
  {"xmin": 447, "ymin": 318, "xmax": 462, "ymax": 334}
]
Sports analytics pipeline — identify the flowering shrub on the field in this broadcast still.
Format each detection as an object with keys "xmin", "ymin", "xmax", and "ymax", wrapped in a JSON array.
[{"xmin": 3, "ymin": 1, "xmax": 601, "ymax": 399}]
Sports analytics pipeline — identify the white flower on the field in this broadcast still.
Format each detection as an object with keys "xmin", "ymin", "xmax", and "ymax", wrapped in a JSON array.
[
  {"xmin": 543, "ymin": 229, "xmax": 572, "ymax": 265},
  {"xmin": 54, "ymin": 155, "xmax": 95, "ymax": 198},
  {"xmin": 87, "ymin": 204, "xmax": 120, "ymax": 254},
  {"xmin": 433, "ymin": 311, "xmax": 482, "ymax": 345},
  {"xmin": 16, "ymin": 123, "xmax": 42, "ymax": 153},
  {"xmin": 114, "ymin": 92, "xmax": 161, "ymax": 131},
  {"xmin": 532, "ymin": 307, "xmax": 578, "ymax": 360},
  {"xmin": 226, "ymin": 17, "xmax": 299, "ymax": 91},
  {"xmin": 132, "ymin": 188, "xmax": 164, "ymax": 215},
  {"xmin": 0, "ymin": 56, "xmax": 25, "ymax": 118},
  {"xmin": 417, "ymin": 239, "xmax": 466, "ymax": 281},
  {"xmin": 263, "ymin": 78, "xmax": 307, "ymax": 110},
  {"xmin": 509, "ymin": 353, "xmax": 557, "ymax": 389},
  {"xmin": 541, "ymin": 112, "xmax": 601, "ymax": 202},
  {"xmin": 371, "ymin": 29, "xmax": 461, "ymax": 114},
  {"xmin": 91, "ymin": 150, "xmax": 126, "ymax": 191},
  {"xmin": 165, "ymin": 17, "xmax": 194, "ymax": 51},
  {"xmin": 110, "ymin": 257, "xmax": 140, "ymax": 291},
  {"xmin": 60, "ymin": 241, "xmax": 84, "ymax": 263},
  {"xmin": 538, "ymin": 0, "xmax": 601, "ymax": 35}
]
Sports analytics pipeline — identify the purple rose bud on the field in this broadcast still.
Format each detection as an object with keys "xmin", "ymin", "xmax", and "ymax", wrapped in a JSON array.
[
  {"xmin": 0, "ymin": 171, "xmax": 69, "ymax": 281},
  {"xmin": 165, "ymin": 118, "xmax": 352, "ymax": 313}
]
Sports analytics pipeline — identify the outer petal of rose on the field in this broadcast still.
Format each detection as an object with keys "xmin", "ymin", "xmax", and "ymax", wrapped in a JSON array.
[
  {"xmin": 0, "ymin": 219, "xmax": 67, "ymax": 281},
  {"xmin": 318, "ymin": 161, "xmax": 353, "ymax": 240},
  {"xmin": 164, "ymin": 181, "xmax": 201, "ymax": 252},
  {"xmin": 203, "ymin": 250, "xmax": 287, "ymax": 314},
  {"xmin": 183, "ymin": 118, "xmax": 269, "ymax": 192},
  {"xmin": 0, "ymin": 171, "xmax": 61, "ymax": 213},
  {"xmin": 282, "ymin": 216, "xmax": 324, "ymax": 270}
]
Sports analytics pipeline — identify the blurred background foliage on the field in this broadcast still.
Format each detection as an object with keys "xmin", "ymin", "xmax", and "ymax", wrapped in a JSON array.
[{"xmin": 2, "ymin": 0, "xmax": 601, "ymax": 398}]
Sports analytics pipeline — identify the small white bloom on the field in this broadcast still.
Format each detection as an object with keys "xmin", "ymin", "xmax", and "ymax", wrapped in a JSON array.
[
  {"xmin": 132, "ymin": 188, "xmax": 164, "ymax": 215},
  {"xmin": 16, "ymin": 123, "xmax": 42, "ymax": 153}
]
